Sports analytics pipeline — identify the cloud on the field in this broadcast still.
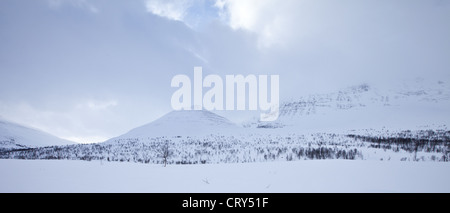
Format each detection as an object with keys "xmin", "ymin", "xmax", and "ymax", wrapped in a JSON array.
[
  {"xmin": 145, "ymin": 0, "xmax": 192, "ymax": 22},
  {"xmin": 144, "ymin": 0, "xmax": 221, "ymax": 29},
  {"xmin": 215, "ymin": 0, "xmax": 296, "ymax": 48}
]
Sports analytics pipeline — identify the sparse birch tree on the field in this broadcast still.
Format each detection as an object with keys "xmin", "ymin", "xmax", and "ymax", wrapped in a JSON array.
[{"xmin": 160, "ymin": 140, "xmax": 172, "ymax": 167}]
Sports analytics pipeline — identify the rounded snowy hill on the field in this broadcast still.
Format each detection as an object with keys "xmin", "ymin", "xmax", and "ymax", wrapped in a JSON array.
[
  {"xmin": 107, "ymin": 110, "xmax": 242, "ymax": 140},
  {"xmin": 0, "ymin": 119, "xmax": 75, "ymax": 149}
]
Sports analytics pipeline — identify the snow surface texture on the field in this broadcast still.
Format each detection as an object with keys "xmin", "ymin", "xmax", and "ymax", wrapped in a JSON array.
[
  {"xmin": 0, "ymin": 159, "xmax": 448, "ymax": 193},
  {"xmin": 0, "ymin": 119, "xmax": 74, "ymax": 149}
]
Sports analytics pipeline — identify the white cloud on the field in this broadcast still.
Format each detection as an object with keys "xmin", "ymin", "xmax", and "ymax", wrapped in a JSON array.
[
  {"xmin": 214, "ymin": 0, "xmax": 297, "ymax": 48},
  {"xmin": 145, "ymin": 0, "xmax": 225, "ymax": 29},
  {"xmin": 145, "ymin": 0, "xmax": 192, "ymax": 21}
]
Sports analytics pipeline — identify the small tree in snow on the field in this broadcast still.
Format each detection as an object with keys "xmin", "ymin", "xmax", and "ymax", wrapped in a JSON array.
[{"xmin": 160, "ymin": 140, "xmax": 172, "ymax": 167}]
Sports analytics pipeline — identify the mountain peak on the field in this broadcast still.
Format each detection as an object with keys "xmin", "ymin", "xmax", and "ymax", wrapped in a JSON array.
[{"xmin": 109, "ymin": 110, "xmax": 240, "ymax": 140}]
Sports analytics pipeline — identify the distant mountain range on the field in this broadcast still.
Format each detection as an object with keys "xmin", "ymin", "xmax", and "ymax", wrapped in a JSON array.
[
  {"xmin": 244, "ymin": 79, "xmax": 450, "ymax": 132},
  {"xmin": 1, "ymin": 79, "xmax": 449, "ymax": 154}
]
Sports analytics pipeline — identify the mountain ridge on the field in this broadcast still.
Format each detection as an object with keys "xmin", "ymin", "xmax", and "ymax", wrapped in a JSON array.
[
  {"xmin": 0, "ymin": 118, "xmax": 75, "ymax": 149},
  {"xmin": 243, "ymin": 80, "xmax": 450, "ymax": 131}
]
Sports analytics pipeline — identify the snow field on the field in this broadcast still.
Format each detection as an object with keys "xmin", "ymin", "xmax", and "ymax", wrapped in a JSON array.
[{"xmin": 1, "ymin": 159, "xmax": 448, "ymax": 193}]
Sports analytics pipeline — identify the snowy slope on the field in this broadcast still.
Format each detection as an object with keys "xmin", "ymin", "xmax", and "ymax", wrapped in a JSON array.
[
  {"xmin": 107, "ymin": 110, "xmax": 242, "ymax": 141},
  {"xmin": 247, "ymin": 79, "xmax": 450, "ymax": 132},
  {"xmin": 0, "ymin": 119, "xmax": 75, "ymax": 149}
]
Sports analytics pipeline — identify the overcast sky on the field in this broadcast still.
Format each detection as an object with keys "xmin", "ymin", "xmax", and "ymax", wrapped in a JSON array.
[{"xmin": 1, "ymin": 0, "xmax": 449, "ymax": 143}]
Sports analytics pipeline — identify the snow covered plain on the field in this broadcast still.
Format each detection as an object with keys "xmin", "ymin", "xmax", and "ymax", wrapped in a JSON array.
[{"xmin": 0, "ymin": 159, "xmax": 448, "ymax": 193}]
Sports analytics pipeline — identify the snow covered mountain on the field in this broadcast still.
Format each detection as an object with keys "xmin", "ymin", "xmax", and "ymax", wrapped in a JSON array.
[
  {"xmin": 2, "ymin": 80, "xmax": 448, "ymax": 164},
  {"xmin": 2, "ymin": 87, "xmax": 448, "ymax": 163},
  {"xmin": 246, "ymin": 79, "xmax": 450, "ymax": 132},
  {"xmin": 0, "ymin": 119, "xmax": 75, "ymax": 150},
  {"xmin": 106, "ymin": 110, "xmax": 242, "ymax": 142}
]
